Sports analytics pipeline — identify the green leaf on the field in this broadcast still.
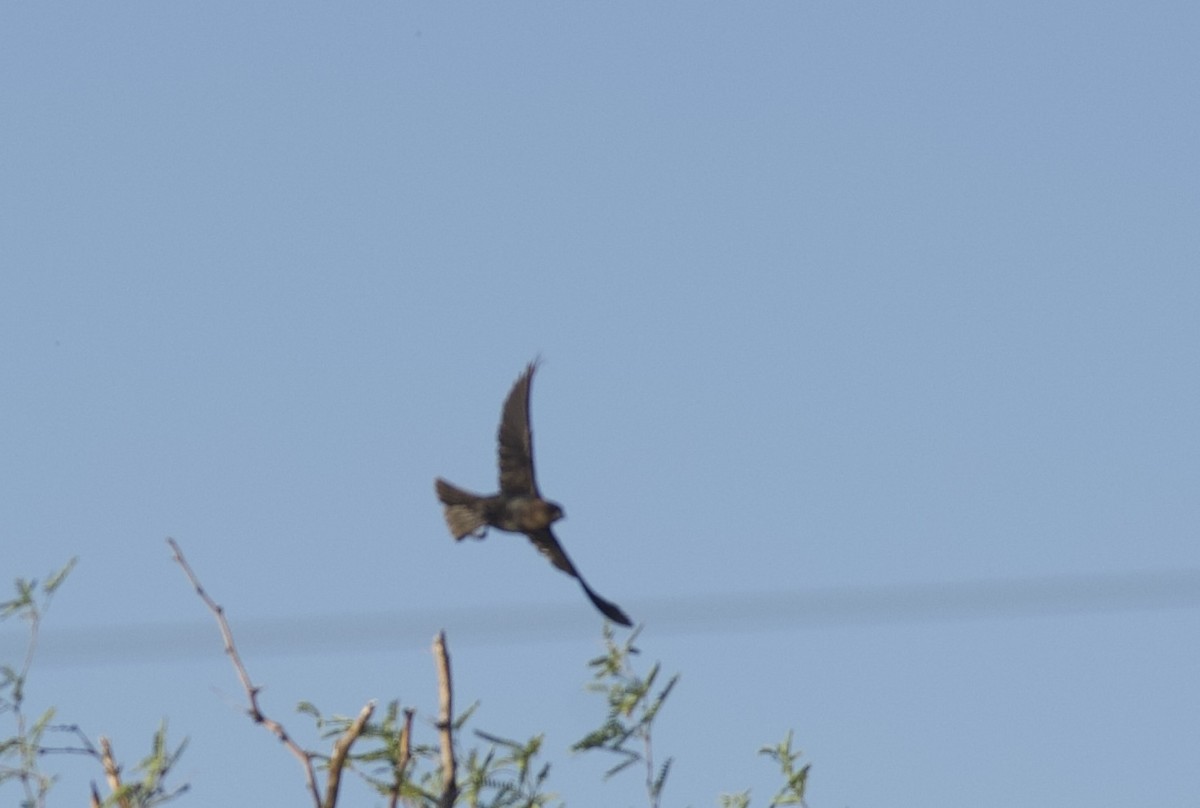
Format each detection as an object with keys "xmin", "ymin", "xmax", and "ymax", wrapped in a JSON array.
[{"xmin": 43, "ymin": 558, "xmax": 77, "ymax": 595}]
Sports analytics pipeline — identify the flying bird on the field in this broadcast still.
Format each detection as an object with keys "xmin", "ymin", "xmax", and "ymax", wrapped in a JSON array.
[{"xmin": 435, "ymin": 361, "xmax": 632, "ymax": 626}]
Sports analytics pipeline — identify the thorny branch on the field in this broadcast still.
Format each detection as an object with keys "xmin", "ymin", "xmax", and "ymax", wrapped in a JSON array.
[{"xmin": 167, "ymin": 537, "xmax": 323, "ymax": 806}]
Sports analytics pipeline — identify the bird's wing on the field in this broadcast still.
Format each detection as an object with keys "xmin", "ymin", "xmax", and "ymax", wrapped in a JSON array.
[
  {"xmin": 497, "ymin": 360, "xmax": 540, "ymax": 497},
  {"xmin": 527, "ymin": 528, "xmax": 633, "ymax": 627}
]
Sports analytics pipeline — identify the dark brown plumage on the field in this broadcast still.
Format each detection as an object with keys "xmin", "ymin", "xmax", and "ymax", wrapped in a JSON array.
[{"xmin": 435, "ymin": 361, "xmax": 632, "ymax": 627}]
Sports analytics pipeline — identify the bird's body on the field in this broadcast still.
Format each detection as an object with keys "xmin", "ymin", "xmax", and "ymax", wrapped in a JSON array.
[
  {"xmin": 435, "ymin": 479, "xmax": 561, "ymax": 538},
  {"xmin": 435, "ymin": 361, "xmax": 632, "ymax": 626}
]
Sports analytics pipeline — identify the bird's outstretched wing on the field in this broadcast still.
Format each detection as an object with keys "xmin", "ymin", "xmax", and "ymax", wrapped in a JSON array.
[
  {"xmin": 497, "ymin": 360, "xmax": 539, "ymax": 497},
  {"xmin": 527, "ymin": 528, "xmax": 633, "ymax": 626}
]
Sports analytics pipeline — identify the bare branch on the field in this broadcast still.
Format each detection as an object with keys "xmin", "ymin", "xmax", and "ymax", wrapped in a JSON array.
[
  {"xmin": 322, "ymin": 701, "xmax": 375, "ymax": 808},
  {"xmin": 388, "ymin": 708, "xmax": 416, "ymax": 808},
  {"xmin": 99, "ymin": 736, "xmax": 130, "ymax": 808},
  {"xmin": 166, "ymin": 537, "xmax": 322, "ymax": 808},
  {"xmin": 433, "ymin": 631, "xmax": 457, "ymax": 808}
]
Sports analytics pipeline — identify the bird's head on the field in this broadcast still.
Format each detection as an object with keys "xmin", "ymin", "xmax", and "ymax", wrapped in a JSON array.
[{"xmin": 545, "ymin": 500, "xmax": 565, "ymax": 523}]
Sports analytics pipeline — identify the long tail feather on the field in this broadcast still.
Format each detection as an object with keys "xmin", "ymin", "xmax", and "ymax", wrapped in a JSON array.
[{"xmin": 577, "ymin": 577, "xmax": 633, "ymax": 627}]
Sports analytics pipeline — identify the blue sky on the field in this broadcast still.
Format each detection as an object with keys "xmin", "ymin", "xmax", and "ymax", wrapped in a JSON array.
[{"xmin": 2, "ymin": 3, "xmax": 1198, "ymax": 806}]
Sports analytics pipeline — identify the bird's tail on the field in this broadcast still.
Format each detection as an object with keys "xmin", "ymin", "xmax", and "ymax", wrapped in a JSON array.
[
  {"xmin": 576, "ymin": 577, "xmax": 634, "ymax": 627},
  {"xmin": 435, "ymin": 478, "xmax": 489, "ymax": 540}
]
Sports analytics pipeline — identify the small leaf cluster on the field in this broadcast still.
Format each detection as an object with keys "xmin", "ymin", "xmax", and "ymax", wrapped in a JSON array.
[
  {"xmin": 2, "ymin": 559, "xmax": 186, "ymax": 808},
  {"xmin": 1, "ymin": 558, "xmax": 79, "ymax": 806},
  {"xmin": 720, "ymin": 730, "xmax": 810, "ymax": 808},
  {"xmin": 571, "ymin": 625, "xmax": 679, "ymax": 808},
  {"xmin": 299, "ymin": 699, "xmax": 560, "ymax": 808}
]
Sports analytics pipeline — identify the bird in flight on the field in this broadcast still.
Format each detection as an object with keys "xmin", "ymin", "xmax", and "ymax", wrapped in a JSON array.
[{"xmin": 435, "ymin": 360, "xmax": 632, "ymax": 626}]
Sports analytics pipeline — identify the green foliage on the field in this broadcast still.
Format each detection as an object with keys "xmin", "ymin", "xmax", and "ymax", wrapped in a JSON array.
[
  {"xmin": 718, "ymin": 731, "xmax": 810, "ymax": 808},
  {"xmin": 458, "ymin": 730, "xmax": 558, "ymax": 808},
  {"xmin": 6, "ymin": 555, "xmax": 814, "ymax": 807},
  {"xmin": 0, "ymin": 558, "xmax": 78, "ymax": 807},
  {"xmin": 719, "ymin": 791, "xmax": 752, "ymax": 808},
  {"xmin": 299, "ymin": 698, "xmax": 560, "ymax": 808},
  {"xmin": 759, "ymin": 731, "xmax": 809, "ymax": 806},
  {"xmin": 96, "ymin": 722, "xmax": 190, "ymax": 808},
  {"xmin": 571, "ymin": 625, "xmax": 679, "ymax": 808},
  {"xmin": 332, "ymin": 699, "xmax": 427, "ymax": 803},
  {"xmin": 1, "ymin": 560, "xmax": 187, "ymax": 808}
]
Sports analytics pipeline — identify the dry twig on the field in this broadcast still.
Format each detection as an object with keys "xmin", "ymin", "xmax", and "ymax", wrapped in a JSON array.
[
  {"xmin": 166, "ymin": 537, "xmax": 322, "ymax": 807},
  {"xmin": 433, "ymin": 631, "xmax": 457, "ymax": 808},
  {"xmin": 98, "ymin": 736, "xmax": 130, "ymax": 808},
  {"xmin": 388, "ymin": 708, "xmax": 416, "ymax": 808},
  {"xmin": 323, "ymin": 701, "xmax": 375, "ymax": 808}
]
